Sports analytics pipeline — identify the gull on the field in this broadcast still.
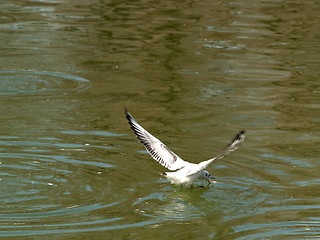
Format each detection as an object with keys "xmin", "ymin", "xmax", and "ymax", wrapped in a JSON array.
[{"xmin": 125, "ymin": 110, "xmax": 245, "ymax": 186}]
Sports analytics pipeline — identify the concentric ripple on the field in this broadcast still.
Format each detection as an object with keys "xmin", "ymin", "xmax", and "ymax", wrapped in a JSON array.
[
  {"xmin": 0, "ymin": 131, "xmax": 159, "ymax": 237},
  {"xmin": 0, "ymin": 70, "xmax": 91, "ymax": 96}
]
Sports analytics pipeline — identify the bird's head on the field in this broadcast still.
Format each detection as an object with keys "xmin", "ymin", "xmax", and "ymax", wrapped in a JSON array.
[{"xmin": 201, "ymin": 170, "xmax": 215, "ymax": 182}]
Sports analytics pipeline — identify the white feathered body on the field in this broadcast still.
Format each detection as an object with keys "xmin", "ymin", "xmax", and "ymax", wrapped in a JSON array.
[{"xmin": 163, "ymin": 166, "xmax": 207, "ymax": 185}]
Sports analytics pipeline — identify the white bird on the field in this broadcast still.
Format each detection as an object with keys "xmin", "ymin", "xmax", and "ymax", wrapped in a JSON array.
[{"xmin": 125, "ymin": 110, "xmax": 245, "ymax": 186}]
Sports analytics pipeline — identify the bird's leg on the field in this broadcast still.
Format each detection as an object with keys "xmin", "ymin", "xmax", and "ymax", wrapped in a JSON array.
[{"xmin": 206, "ymin": 180, "xmax": 211, "ymax": 187}]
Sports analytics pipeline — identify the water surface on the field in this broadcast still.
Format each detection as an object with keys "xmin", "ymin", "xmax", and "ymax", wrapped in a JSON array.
[{"xmin": 1, "ymin": 0, "xmax": 320, "ymax": 239}]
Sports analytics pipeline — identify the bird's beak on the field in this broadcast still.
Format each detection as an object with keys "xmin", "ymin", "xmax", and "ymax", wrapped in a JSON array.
[{"xmin": 209, "ymin": 176, "xmax": 216, "ymax": 182}]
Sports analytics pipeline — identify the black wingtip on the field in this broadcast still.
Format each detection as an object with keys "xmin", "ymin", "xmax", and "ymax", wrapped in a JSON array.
[
  {"xmin": 235, "ymin": 130, "xmax": 246, "ymax": 145},
  {"xmin": 124, "ymin": 109, "xmax": 132, "ymax": 121},
  {"xmin": 124, "ymin": 109, "xmax": 138, "ymax": 135},
  {"xmin": 238, "ymin": 130, "xmax": 246, "ymax": 138}
]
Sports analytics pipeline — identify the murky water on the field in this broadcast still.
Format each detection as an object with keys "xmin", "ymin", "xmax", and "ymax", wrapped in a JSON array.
[{"xmin": 1, "ymin": 0, "xmax": 320, "ymax": 239}]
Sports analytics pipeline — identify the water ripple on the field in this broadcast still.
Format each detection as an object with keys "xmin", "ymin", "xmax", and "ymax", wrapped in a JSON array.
[
  {"xmin": 0, "ymin": 202, "xmax": 119, "ymax": 219},
  {"xmin": 0, "ymin": 219, "xmax": 162, "ymax": 237},
  {"xmin": 0, "ymin": 70, "xmax": 91, "ymax": 96},
  {"xmin": 234, "ymin": 220, "xmax": 320, "ymax": 240},
  {"xmin": 0, "ymin": 131, "xmax": 148, "ymax": 237}
]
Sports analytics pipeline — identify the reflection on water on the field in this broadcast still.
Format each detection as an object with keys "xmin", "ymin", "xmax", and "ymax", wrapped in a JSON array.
[{"xmin": 1, "ymin": 0, "xmax": 320, "ymax": 239}]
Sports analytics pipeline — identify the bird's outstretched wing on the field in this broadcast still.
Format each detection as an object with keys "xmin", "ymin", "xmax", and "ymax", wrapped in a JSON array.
[
  {"xmin": 125, "ymin": 110, "xmax": 189, "ymax": 171},
  {"xmin": 193, "ymin": 130, "xmax": 246, "ymax": 172}
]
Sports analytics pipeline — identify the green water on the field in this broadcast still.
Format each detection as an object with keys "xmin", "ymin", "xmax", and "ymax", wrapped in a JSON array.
[{"xmin": 1, "ymin": 0, "xmax": 320, "ymax": 239}]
